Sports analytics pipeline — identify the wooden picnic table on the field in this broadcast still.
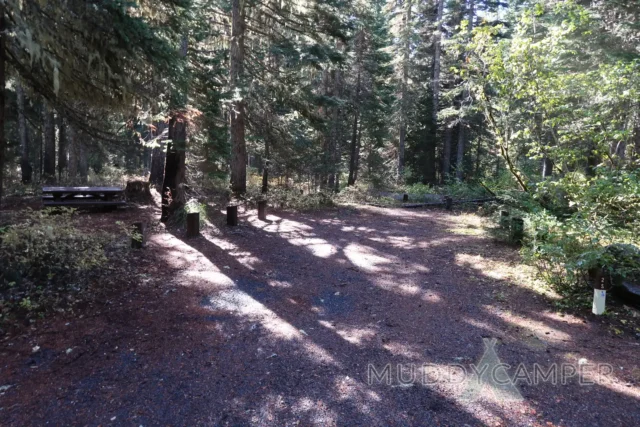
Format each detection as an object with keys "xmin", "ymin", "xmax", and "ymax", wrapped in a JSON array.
[{"xmin": 42, "ymin": 186, "xmax": 126, "ymax": 208}]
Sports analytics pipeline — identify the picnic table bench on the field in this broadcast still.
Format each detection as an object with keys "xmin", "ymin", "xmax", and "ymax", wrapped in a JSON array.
[{"xmin": 42, "ymin": 186, "xmax": 126, "ymax": 208}]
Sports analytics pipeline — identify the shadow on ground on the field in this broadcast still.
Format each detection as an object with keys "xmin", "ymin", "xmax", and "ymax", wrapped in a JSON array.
[{"xmin": 1, "ymin": 205, "xmax": 638, "ymax": 426}]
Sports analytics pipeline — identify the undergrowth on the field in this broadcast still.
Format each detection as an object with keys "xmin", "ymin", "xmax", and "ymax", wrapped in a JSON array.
[{"xmin": 0, "ymin": 208, "xmax": 117, "ymax": 322}]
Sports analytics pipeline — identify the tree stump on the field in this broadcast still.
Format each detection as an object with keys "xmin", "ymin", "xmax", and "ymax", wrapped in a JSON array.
[
  {"xmin": 186, "ymin": 212, "xmax": 200, "ymax": 238},
  {"xmin": 258, "ymin": 200, "xmax": 267, "ymax": 221},
  {"xmin": 444, "ymin": 196, "xmax": 453, "ymax": 210},
  {"xmin": 227, "ymin": 205, "xmax": 238, "ymax": 226},
  {"xmin": 511, "ymin": 217, "xmax": 524, "ymax": 244},
  {"xmin": 131, "ymin": 222, "xmax": 145, "ymax": 249},
  {"xmin": 125, "ymin": 180, "xmax": 153, "ymax": 204},
  {"xmin": 402, "ymin": 193, "xmax": 409, "ymax": 203}
]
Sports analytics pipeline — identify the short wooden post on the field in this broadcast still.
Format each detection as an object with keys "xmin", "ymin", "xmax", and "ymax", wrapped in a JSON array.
[
  {"xmin": 500, "ymin": 210, "xmax": 510, "ymax": 228},
  {"xmin": 444, "ymin": 196, "xmax": 453, "ymax": 210},
  {"xmin": 186, "ymin": 212, "xmax": 200, "ymax": 238},
  {"xmin": 227, "ymin": 205, "xmax": 238, "ymax": 226},
  {"xmin": 403, "ymin": 194, "xmax": 409, "ymax": 203},
  {"xmin": 511, "ymin": 217, "xmax": 524, "ymax": 244},
  {"xmin": 258, "ymin": 200, "xmax": 267, "ymax": 221},
  {"xmin": 131, "ymin": 222, "xmax": 145, "ymax": 249}
]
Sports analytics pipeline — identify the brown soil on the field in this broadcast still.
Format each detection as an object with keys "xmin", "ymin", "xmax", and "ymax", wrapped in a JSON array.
[{"xmin": 0, "ymin": 204, "xmax": 638, "ymax": 426}]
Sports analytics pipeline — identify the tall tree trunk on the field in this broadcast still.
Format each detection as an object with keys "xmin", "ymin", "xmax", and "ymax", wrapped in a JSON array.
[
  {"xmin": 17, "ymin": 83, "xmax": 32, "ymax": 184},
  {"xmin": 261, "ymin": 138, "xmax": 269, "ymax": 193},
  {"xmin": 230, "ymin": 0, "xmax": 247, "ymax": 194},
  {"xmin": 425, "ymin": 0, "xmax": 445, "ymax": 185},
  {"xmin": 442, "ymin": 127, "xmax": 452, "ymax": 182},
  {"xmin": 456, "ymin": 0, "xmax": 474, "ymax": 182},
  {"xmin": 39, "ymin": 110, "xmax": 43, "ymax": 181},
  {"xmin": 149, "ymin": 121, "xmax": 167, "ymax": 188},
  {"xmin": 321, "ymin": 69, "xmax": 332, "ymax": 189},
  {"xmin": 398, "ymin": 0, "xmax": 412, "ymax": 179},
  {"xmin": 58, "ymin": 116, "xmax": 67, "ymax": 182},
  {"xmin": 328, "ymin": 68, "xmax": 343, "ymax": 192},
  {"xmin": 474, "ymin": 134, "xmax": 481, "ymax": 177},
  {"xmin": 633, "ymin": 105, "xmax": 640, "ymax": 160},
  {"xmin": 0, "ymin": 9, "xmax": 4, "ymax": 207},
  {"xmin": 142, "ymin": 146, "xmax": 151, "ymax": 173},
  {"xmin": 161, "ymin": 114, "xmax": 187, "ymax": 222},
  {"xmin": 42, "ymin": 102, "xmax": 56, "ymax": 183},
  {"xmin": 150, "ymin": 122, "xmax": 167, "ymax": 187},
  {"xmin": 78, "ymin": 139, "xmax": 88, "ymax": 184},
  {"xmin": 585, "ymin": 142, "xmax": 598, "ymax": 177},
  {"xmin": 542, "ymin": 156, "xmax": 553, "ymax": 178},
  {"xmin": 456, "ymin": 125, "xmax": 465, "ymax": 181},
  {"xmin": 67, "ymin": 123, "xmax": 77, "ymax": 180},
  {"xmin": 432, "ymin": 0, "xmax": 444, "ymax": 139},
  {"xmin": 347, "ymin": 78, "xmax": 360, "ymax": 186},
  {"xmin": 354, "ymin": 118, "xmax": 362, "ymax": 183}
]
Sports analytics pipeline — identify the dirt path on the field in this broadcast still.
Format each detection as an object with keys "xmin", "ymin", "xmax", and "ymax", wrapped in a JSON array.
[{"xmin": 1, "ymin": 205, "xmax": 639, "ymax": 426}]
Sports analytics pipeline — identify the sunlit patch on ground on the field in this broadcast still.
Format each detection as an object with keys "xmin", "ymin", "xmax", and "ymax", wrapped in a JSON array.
[
  {"xmin": 4, "ymin": 205, "xmax": 640, "ymax": 426},
  {"xmin": 202, "ymin": 286, "xmax": 340, "ymax": 366},
  {"xmin": 447, "ymin": 225, "xmax": 486, "ymax": 236},
  {"xmin": 334, "ymin": 375, "xmax": 381, "ymax": 415},
  {"xmin": 343, "ymin": 243, "xmax": 395, "ymax": 273},
  {"xmin": 333, "ymin": 325, "xmax": 377, "ymax": 346}
]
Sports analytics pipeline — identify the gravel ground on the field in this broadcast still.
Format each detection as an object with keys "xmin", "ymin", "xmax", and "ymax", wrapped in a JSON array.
[{"xmin": 0, "ymin": 204, "xmax": 639, "ymax": 426}]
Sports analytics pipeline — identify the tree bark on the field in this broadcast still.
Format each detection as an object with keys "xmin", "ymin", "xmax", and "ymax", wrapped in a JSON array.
[
  {"xmin": 58, "ymin": 116, "xmax": 67, "ymax": 181},
  {"xmin": 78, "ymin": 139, "xmax": 88, "ymax": 184},
  {"xmin": 456, "ymin": 0, "xmax": 474, "ymax": 182},
  {"xmin": 586, "ymin": 142, "xmax": 598, "ymax": 177},
  {"xmin": 542, "ymin": 156, "xmax": 553, "ymax": 178},
  {"xmin": 78, "ymin": 141, "xmax": 89, "ymax": 184},
  {"xmin": 67, "ymin": 123, "xmax": 77, "ymax": 180},
  {"xmin": 442, "ymin": 126, "xmax": 452, "ymax": 182},
  {"xmin": 42, "ymin": 102, "xmax": 56, "ymax": 183},
  {"xmin": 321, "ymin": 69, "xmax": 332, "ymax": 189},
  {"xmin": 149, "ymin": 121, "xmax": 167, "ymax": 188},
  {"xmin": 456, "ymin": 125, "xmax": 465, "ymax": 181},
  {"xmin": 398, "ymin": 0, "xmax": 412, "ymax": 179},
  {"xmin": 432, "ymin": 0, "xmax": 444, "ymax": 137},
  {"xmin": 354, "ymin": 118, "xmax": 362, "ymax": 183},
  {"xmin": 17, "ymin": 83, "xmax": 32, "ymax": 184},
  {"xmin": 425, "ymin": 0, "xmax": 445, "ymax": 185},
  {"xmin": 0, "ymin": 9, "xmax": 4, "ymax": 207},
  {"xmin": 347, "ymin": 83, "xmax": 360, "ymax": 186},
  {"xmin": 230, "ymin": 0, "xmax": 247, "ymax": 194},
  {"xmin": 329, "ymin": 68, "xmax": 343, "ymax": 192},
  {"xmin": 39, "ymin": 108, "xmax": 43, "ymax": 180},
  {"xmin": 261, "ymin": 138, "xmax": 269, "ymax": 193},
  {"xmin": 161, "ymin": 114, "xmax": 187, "ymax": 222},
  {"xmin": 474, "ymin": 133, "xmax": 481, "ymax": 176}
]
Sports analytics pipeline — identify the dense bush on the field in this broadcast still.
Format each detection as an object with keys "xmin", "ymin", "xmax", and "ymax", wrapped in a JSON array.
[
  {"xmin": 246, "ymin": 185, "xmax": 335, "ymax": 211},
  {"xmin": 516, "ymin": 169, "xmax": 640, "ymax": 293},
  {"xmin": 0, "ymin": 208, "xmax": 109, "ymax": 317}
]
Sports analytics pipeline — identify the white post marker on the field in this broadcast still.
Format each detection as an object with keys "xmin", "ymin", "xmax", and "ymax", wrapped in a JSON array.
[{"xmin": 592, "ymin": 289, "xmax": 606, "ymax": 315}]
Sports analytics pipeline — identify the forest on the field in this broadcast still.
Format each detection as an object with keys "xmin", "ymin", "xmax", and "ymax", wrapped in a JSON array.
[
  {"xmin": 0, "ymin": 1, "xmax": 640, "ymax": 425},
  {"xmin": 3, "ymin": 0, "xmax": 640, "ymax": 291}
]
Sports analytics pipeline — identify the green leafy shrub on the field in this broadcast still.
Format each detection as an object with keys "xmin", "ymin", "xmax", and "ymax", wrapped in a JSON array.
[
  {"xmin": 247, "ymin": 185, "xmax": 335, "ymax": 211},
  {"xmin": 335, "ymin": 185, "xmax": 397, "ymax": 205},
  {"xmin": 441, "ymin": 181, "xmax": 490, "ymax": 200},
  {"xmin": 517, "ymin": 170, "xmax": 640, "ymax": 296},
  {"xmin": 0, "ymin": 208, "xmax": 109, "ymax": 318},
  {"xmin": 402, "ymin": 183, "xmax": 437, "ymax": 199}
]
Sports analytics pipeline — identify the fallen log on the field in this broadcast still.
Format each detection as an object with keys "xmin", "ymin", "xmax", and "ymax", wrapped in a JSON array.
[{"xmin": 401, "ymin": 197, "xmax": 497, "ymax": 209}]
